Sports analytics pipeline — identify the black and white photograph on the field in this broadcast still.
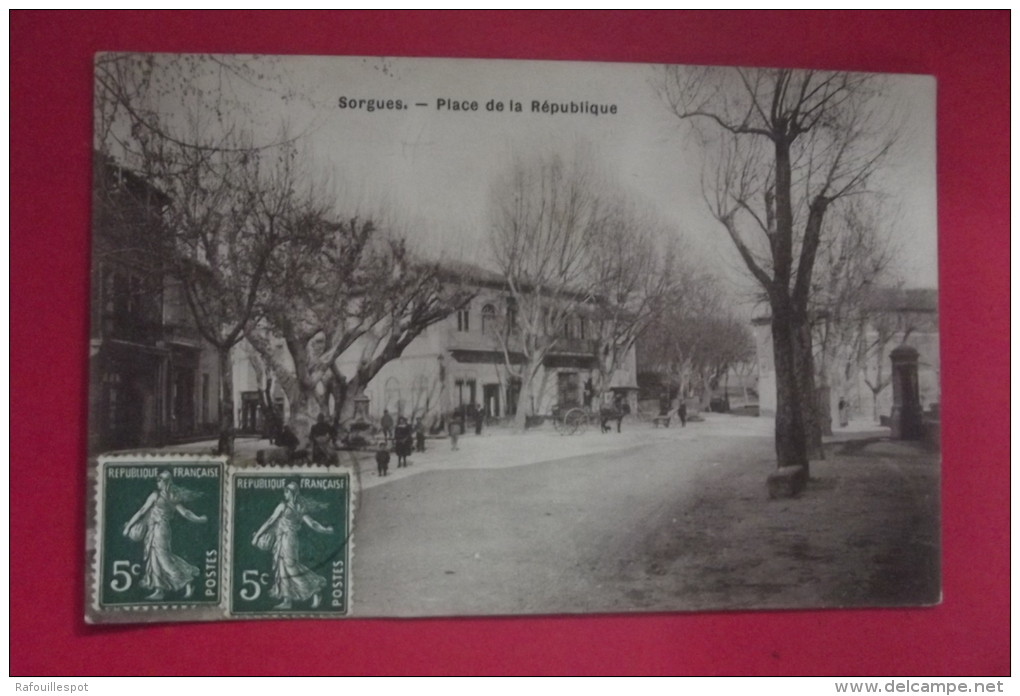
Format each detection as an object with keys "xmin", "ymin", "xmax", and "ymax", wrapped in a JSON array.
[{"xmin": 89, "ymin": 53, "xmax": 940, "ymax": 618}]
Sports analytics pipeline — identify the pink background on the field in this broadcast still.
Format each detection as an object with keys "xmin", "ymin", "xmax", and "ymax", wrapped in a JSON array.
[{"xmin": 10, "ymin": 11, "xmax": 1009, "ymax": 675}]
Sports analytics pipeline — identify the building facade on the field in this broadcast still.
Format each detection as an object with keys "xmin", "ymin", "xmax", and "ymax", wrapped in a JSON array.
[
  {"xmin": 88, "ymin": 159, "xmax": 221, "ymax": 454},
  {"xmin": 231, "ymin": 263, "xmax": 640, "ymax": 430},
  {"xmin": 751, "ymin": 288, "xmax": 939, "ymax": 424},
  {"xmin": 337, "ymin": 272, "xmax": 640, "ymax": 425}
]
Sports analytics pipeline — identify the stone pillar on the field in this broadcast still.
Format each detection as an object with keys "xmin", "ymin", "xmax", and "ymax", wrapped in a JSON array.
[{"xmin": 890, "ymin": 344, "xmax": 923, "ymax": 440}]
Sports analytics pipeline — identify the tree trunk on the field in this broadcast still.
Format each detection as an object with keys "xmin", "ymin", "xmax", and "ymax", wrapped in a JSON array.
[
  {"xmin": 699, "ymin": 373, "xmax": 712, "ymax": 410},
  {"xmin": 771, "ymin": 309, "xmax": 810, "ymax": 475},
  {"xmin": 216, "ymin": 346, "xmax": 234, "ymax": 456},
  {"xmin": 338, "ymin": 378, "xmax": 365, "ymax": 423},
  {"xmin": 512, "ymin": 361, "xmax": 541, "ymax": 431},
  {"xmin": 285, "ymin": 385, "xmax": 316, "ymax": 447},
  {"xmin": 794, "ymin": 318, "xmax": 825, "ymax": 460},
  {"xmin": 326, "ymin": 372, "xmax": 347, "ymax": 431}
]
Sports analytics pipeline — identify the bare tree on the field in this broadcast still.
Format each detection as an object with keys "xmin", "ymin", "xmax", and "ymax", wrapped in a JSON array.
[
  {"xmin": 638, "ymin": 267, "xmax": 728, "ymax": 402},
  {"xmin": 857, "ymin": 285, "xmax": 933, "ymax": 422},
  {"xmin": 809, "ymin": 200, "xmax": 896, "ymax": 431},
  {"xmin": 245, "ymin": 223, "xmax": 472, "ymax": 444},
  {"xmin": 94, "ymin": 53, "xmax": 301, "ymax": 454},
  {"xmin": 489, "ymin": 151, "xmax": 603, "ymax": 430},
  {"xmin": 641, "ymin": 287, "xmax": 755, "ymax": 410},
  {"xmin": 584, "ymin": 203, "xmax": 679, "ymax": 407},
  {"xmin": 658, "ymin": 66, "xmax": 897, "ymax": 473}
]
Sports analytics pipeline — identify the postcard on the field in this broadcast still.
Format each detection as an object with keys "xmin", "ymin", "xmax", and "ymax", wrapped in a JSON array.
[{"xmin": 86, "ymin": 53, "xmax": 939, "ymax": 621}]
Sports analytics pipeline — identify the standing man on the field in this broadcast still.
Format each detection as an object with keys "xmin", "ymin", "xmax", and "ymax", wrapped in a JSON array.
[
  {"xmin": 380, "ymin": 409, "xmax": 394, "ymax": 446},
  {"xmin": 394, "ymin": 416, "xmax": 413, "ymax": 468},
  {"xmin": 414, "ymin": 417, "xmax": 427, "ymax": 453},
  {"xmin": 474, "ymin": 404, "xmax": 484, "ymax": 435}
]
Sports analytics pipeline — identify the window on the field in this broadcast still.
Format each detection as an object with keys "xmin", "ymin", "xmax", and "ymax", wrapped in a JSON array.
[
  {"xmin": 455, "ymin": 379, "xmax": 476, "ymax": 407},
  {"xmin": 506, "ymin": 298, "xmax": 518, "ymax": 333},
  {"xmin": 557, "ymin": 372, "xmax": 580, "ymax": 408},
  {"xmin": 578, "ymin": 316, "xmax": 586, "ymax": 340},
  {"xmin": 456, "ymin": 307, "xmax": 470, "ymax": 332},
  {"xmin": 481, "ymin": 304, "xmax": 496, "ymax": 335}
]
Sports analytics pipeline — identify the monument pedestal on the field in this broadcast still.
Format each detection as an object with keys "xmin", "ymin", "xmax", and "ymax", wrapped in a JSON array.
[{"xmin": 890, "ymin": 344, "xmax": 923, "ymax": 441}]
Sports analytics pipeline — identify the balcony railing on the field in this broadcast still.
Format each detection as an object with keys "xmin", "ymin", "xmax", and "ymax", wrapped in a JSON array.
[
  {"xmin": 163, "ymin": 322, "xmax": 203, "ymax": 346},
  {"xmin": 101, "ymin": 314, "xmax": 163, "ymax": 345},
  {"xmin": 100, "ymin": 314, "xmax": 203, "ymax": 348},
  {"xmin": 549, "ymin": 337, "xmax": 596, "ymax": 355},
  {"xmin": 445, "ymin": 326, "xmax": 594, "ymax": 356}
]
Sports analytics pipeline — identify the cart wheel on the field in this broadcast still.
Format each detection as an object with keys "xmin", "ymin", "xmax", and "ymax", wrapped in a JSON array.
[{"xmin": 565, "ymin": 408, "xmax": 588, "ymax": 435}]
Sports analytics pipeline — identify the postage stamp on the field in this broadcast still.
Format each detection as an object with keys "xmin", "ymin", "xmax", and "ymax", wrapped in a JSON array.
[
  {"xmin": 228, "ymin": 467, "xmax": 353, "ymax": 617},
  {"xmin": 93, "ymin": 457, "xmax": 225, "ymax": 614}
]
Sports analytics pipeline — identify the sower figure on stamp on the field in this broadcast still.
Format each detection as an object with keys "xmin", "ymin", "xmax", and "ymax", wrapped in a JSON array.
[
  {"xmin": 394, "ymin": 416, "xmax": 413, "ymax": 468},
  {"xmin": 122, "ymin": 469, "xmax": 207, "ymax": 601},
  {"xmin": 252, "ymin": 480, "xmax": 333, "ymax": 610}
]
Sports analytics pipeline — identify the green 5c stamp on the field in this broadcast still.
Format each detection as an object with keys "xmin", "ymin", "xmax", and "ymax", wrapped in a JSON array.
[
  {"xmin": 229, "ymin": 468, "xmax": 352, "ymax": 617},
  {"xmin": 96, "ymin": 457, "xmax": 224, "ymax": 610}
]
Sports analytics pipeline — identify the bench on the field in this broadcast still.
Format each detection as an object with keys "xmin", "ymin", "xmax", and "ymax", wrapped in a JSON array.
[{"xmin": 766, "ymin": 465, "xmax": 807, "ymax": 498}]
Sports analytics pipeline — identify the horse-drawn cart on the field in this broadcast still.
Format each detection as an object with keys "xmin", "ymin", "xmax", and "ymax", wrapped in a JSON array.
[{"xmin": 550, "ymin": 404, "xmax": 590, "ymax": 435}]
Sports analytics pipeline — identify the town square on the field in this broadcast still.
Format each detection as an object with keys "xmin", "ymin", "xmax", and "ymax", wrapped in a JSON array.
[{"xmin": 85, "ymin": 53, "xmax": 940, "ymax": 620}]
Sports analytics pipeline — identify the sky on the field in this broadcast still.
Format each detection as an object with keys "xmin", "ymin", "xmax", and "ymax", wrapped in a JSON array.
[{"xmin": 123, "ymin": 54, "xmax": 939, "ymax": 308}]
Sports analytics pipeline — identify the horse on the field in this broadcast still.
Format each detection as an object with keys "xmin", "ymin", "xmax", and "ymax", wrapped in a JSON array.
[{"xmin": 599, "ymin": 399, "xmax": 631, "ymax": 433}]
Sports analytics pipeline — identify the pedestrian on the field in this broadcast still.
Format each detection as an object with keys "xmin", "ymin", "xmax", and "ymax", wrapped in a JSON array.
[
  {"xmin": 448, "ymin": 417, "xmax": 460, "ymax": 451},
  {"xmin": 380, "ymin": 409, "xmax": 394, "ymax": 446},
  {"xmin": 276, "ymin": 425, "xmax": 300, "ymax": 453},
  {"xmin": 394, "ymin": 416, "xmax": 413, "ymax": 468},
  {"xmin": 678, "ymin": 400, "xmax": 687, "ymax": 427},
  {"xmin": 474, "ymin": 405, "xmax": 484, "ymax": 435},
  {"xmin": 374, "ymin": 448, "xmax": 390, "ymax": 477},
  {"xmin": 613, "ymin": 394, "xmax": 626, "ymax": 433},
  {"xmin": 414, "ymin": 418, "xmax": 426, "ymax": 453},
  {"xmin": 838, "ymin": 397, "xmax": 849, "ymax": 428},
  {"xmin": 310, "ymin": 413, "xmax": 336, "ymax": 464}
]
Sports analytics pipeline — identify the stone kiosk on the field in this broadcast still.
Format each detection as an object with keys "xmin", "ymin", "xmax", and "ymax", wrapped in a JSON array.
[{"xmin": 890, "ymin": 344, "xmax": 923, "ymax": 441}]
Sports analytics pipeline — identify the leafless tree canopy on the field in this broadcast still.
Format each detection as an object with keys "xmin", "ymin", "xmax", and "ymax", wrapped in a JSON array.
[
  {"xmin": 639, "ymin": 271, "xmax": 755, "ymax": 406},
  {"xmin": 488, "ymin": 150, "xmax": 688, "ymax": 426},
  {"xmin": 657, "ymin": 66, "xmax": 900, "ymax": 470},
  {"xmin": 809, "ymin": 200, "xmax": 897, "ymax": 408},
  {"xmin": 659, "ymin": 66, "xmax": 897, "ymax": 306},
  {"xmin": 488, "ymin": 151, "xmax": 603, "ymax": 427},
  {"xmin": 94, "ymin": 53, "xmax": 468, "ymax": 447}
]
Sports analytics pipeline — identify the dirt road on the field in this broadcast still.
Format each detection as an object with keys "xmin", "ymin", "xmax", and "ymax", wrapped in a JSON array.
[{"xmin": 348, "ymin": 420, "xmax": 939, "ymax": 617}]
